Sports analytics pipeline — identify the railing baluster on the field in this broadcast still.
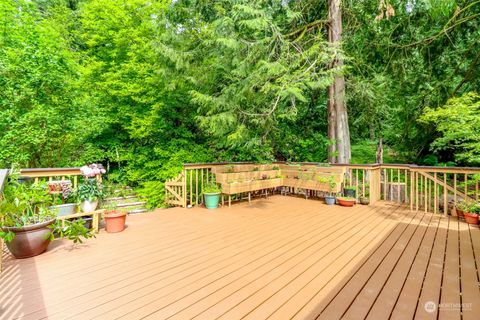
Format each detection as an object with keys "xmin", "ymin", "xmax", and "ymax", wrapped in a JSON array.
[
  {"xmin": 415, "ymin": 172, "xmax": 419, "ymax": 211},
  {"xmin": 195, "ymin": 169, "xmax": 199, "ymax": 205},
  {"xmin": 355, "ymin": 169, "xmax": 359, "ymax": 196},
  {"xmin": 362, "ymin": 169, "xmax": 365, "ymax": 197},
  {"xmin": 434, "ymin": 172, "xmax": 437, "ymax": 214},
  {"xmin": 443, "ymin": 174, "xmax": 448, "ymax": 215}
]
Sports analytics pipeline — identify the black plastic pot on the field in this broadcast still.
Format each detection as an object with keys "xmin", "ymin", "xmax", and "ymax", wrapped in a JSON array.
[{"xmin": 343, "ymin": 188, "xmax": 356, "ymax": 198}]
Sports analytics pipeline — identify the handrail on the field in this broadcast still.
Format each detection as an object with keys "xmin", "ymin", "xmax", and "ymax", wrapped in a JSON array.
[
  {"xmin": 20, "ymin": 167, "xmax": 82, "ymax": 177},
  {"xmin": 183, "ymin": 162, "xmax": 480, "ymax": 172}
]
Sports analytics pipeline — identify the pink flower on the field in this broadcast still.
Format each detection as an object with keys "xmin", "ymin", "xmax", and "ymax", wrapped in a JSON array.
[{"xmin": 81, "ymin": 163, "xmax": 106, "ymax": 177}]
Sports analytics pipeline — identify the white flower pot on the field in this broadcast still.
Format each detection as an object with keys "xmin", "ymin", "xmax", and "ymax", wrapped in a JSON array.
[{"xmin": 81, "ymin": 200, "xmax": 99, "ymax": 213}]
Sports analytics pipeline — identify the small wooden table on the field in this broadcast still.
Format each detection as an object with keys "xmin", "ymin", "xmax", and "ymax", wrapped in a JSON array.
[{"xmin": 57, "ymin": 209, "xmax": 105, "ymax": 233}]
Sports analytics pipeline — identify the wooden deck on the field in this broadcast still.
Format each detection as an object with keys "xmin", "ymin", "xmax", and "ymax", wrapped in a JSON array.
[{"xmin": 1, "ymin": 196, "xmax": 480, "ymax": 320}]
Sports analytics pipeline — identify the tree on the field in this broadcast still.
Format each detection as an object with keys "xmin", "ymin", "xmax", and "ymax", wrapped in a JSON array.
[
  {"xmin": 419, "ymin": 92, "xmax": 480, "ymax": 165},
  {"xmin": 327, "ymin": 0, "xmax": 351, "ymax": 164}
]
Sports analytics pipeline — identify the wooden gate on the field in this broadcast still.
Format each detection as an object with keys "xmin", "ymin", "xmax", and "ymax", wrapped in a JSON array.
[{"xmin": 165, "ymin": 172, "xmax": 186, "ymax": 207}]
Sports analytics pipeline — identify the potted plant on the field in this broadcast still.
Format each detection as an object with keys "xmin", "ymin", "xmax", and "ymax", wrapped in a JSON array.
[
  {"xmin": 318, "ymin": 176, "xmax": 336, "ymax": 205},
  {"xmin": 337, "ymin": 197, "xmax": 356, "ymax": 207},
  {"xmin": 343, "ymin": 186, "xmax": 356, "ymax": 198},
  {"xmin": 463, "ymin": 201, "xmax": 479, "ymax": 225},
  {"xmin": 203, "ymin": 182, "xmax": 222, "ymax": 209},
  {"xmin": 0, "ymin": 171, "xmax": 93, "ymax": 259},
  {"xmin": 103, "ymin": 203, "xmax": 127, "ymax": 233},
  {"xmin": 455, "ymin": 200, "xmax": 468, "ymax": 219},
  {"xmin": 359, "ymin": 189, "xmax": 370, "ymax": 205},
  {"xmin": 48, "ymin": 180, "xmax": 77, "ymax": 216},
  {"xmin": 76, "ymin": 178, "xmax": 104, "ymax": 213}
]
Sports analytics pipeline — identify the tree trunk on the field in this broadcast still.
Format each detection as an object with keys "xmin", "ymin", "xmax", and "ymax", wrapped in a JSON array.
[
  {"xmin": 327, "ymin": 85, "xmax": 337, "ymax": 163},
  {"xmin": 376, "ymin": 137, "xmax": 383, "ymax": 164},
  {"xmin": 328, "ymin": 0, "xmax": 351, "ymax": 164}
]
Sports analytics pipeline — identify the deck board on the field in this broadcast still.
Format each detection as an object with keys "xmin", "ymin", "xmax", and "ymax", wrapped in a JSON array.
[{"xmin": 0, "ymin": 196, "xmax": 479, "ymax": 320}]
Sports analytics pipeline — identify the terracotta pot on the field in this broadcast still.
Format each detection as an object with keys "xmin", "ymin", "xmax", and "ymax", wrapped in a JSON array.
[
  {"xmin": 3, "ymin": 219, "xmax": 55, "ymax": 259},
  {"xmin": 105, "ymin": 210, "xmax": 127, "ymax": 233},
  {"xmin": 464, "ymin": 212, "xmax": 479, "ymax": 225},
  {"xmin": 337, "ymin": 198, "xmax": 356, "ymax": 207},
  {"xmin": 80, "ymin": 200, "xmax": 98, "ymax": 213},
  {"xmin": 456, "ymin": 208, "xmax": 465, "ymax": 219}
]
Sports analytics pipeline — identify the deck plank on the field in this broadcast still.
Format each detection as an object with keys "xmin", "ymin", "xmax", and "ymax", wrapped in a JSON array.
[
  {"xmin": 365, "ymin": 213, "xmax": 439, "ymax": 319},
  {"xmin": 317, "ymin": 210, "xmax": 425, "ymax": 320},
  {"xmin": 438, "ymin": 218, "xmax": 461, "ymax": 320},
  {"xmin": 0, "ymin": 196, "xmax": 478, "ymax": 320},
  {"xmin": 94, "ymin": 204, "xmax": 378, "ymax": 319},
  {"xmin": 389, "ymin": 215, "xmax": 441, "ymax": 320},
  {"xmin": 458, "ymin": 222, "xmax": 480, "ymax": 320},
  {"xmin": 339, "ymin": 210, "xmax": 432, "ymax": 319},
  {"xmin": 413, "ymin": 217, "xmax": 449, "ymax": 320}
]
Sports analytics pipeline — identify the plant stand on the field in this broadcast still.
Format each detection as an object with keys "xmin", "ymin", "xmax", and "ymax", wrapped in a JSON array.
[{"xmin": 57, "ymin": 209, "xmax": 105, "ymax": 233}]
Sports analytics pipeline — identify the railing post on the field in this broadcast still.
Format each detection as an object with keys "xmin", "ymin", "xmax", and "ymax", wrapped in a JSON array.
[{"xmin": 183, "ymin": 168, "xmax": 187, "ymax": 208}]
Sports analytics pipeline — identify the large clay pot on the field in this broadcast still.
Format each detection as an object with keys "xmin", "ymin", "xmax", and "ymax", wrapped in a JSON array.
[
  {"xmin": 105, "ymin": 210, "xmax": 127, "ymax": 233},
  {"xmin": 3, "ymin": 219, "xmax": 55, "ymax": 259},
  {"xmin": 456, "ymin": 208, "xmax": 465, "ymax": 219},
  {"xmin": 80, "ymin": 200, "xmax": 98, "ymax": 213}
]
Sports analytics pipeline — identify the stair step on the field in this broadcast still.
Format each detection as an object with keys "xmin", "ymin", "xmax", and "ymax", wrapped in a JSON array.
[
  {"xmin": 105, "ymin": 195, "xmax": 137, "ymax": 201},
  {"xmin": 128, "ymin": 208, "xmax": 148, "ymax": 215},
  {"xmin": 116, "ymin": 201, "xmax": 146, "ymax": 208}
]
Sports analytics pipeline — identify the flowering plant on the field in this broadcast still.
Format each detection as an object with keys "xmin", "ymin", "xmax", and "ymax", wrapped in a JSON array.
[{"xmin": 80, "ymin": 163, "xmax": 106, "ymax": 178}]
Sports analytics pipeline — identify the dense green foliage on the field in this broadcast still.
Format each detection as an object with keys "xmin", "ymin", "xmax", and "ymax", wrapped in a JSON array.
[
  {"xmin": 420, "ymin": 92, "xmax": 480, "ymax": 165},
  {"xmin": 1, "ymin": 0, "xmax": 479, "ymax": 206}
]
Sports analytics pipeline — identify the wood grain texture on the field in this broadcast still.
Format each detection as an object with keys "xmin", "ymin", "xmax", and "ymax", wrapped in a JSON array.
[{"xmin": 0, "ymin": 196, "xmax": 479, "ymax": 320}]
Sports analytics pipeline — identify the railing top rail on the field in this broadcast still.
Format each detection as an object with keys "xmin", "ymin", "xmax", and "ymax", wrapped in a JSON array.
[
  {"xmin": 19, "ymin": 167, "xmax": 82, "ymax": 178},
  {"xmin": 183, "ymin": 162, "xmax": 480, "ymax": 173},
  {"xmin": 20, "ymin": 167, "xmax": 81, "ymax": 173}
]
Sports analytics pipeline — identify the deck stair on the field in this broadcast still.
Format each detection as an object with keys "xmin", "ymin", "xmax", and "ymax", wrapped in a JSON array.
[{"xmin": 104, "ymin": 187, "xmax": 148, "ymax": 215}]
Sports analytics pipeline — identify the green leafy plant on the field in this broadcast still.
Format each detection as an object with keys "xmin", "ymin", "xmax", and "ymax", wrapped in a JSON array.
[
  {"xmin": 76, "ymin": 179, "xmax": 104, "ymax": 202},
  {"xmin": 344, "ymin": 186, "xmax": 356, "ymax": 191},
  {"xmin": 50, "ymin": 219, "xmax": 95, "ymax": 244},
  {"xmin": 0, "ymin": 171, "xmax": 93, "ymax": 243},
  {"xmin": 203, "ymin": 182, "xmax": 221, "ymax": 194},
  {"xmin": 317, "ymin": 176, "xmax": 337, "ymax": 195},
  {"xmin": 457, "ymin": 200, "xmax": 480, "ymax": 215}
]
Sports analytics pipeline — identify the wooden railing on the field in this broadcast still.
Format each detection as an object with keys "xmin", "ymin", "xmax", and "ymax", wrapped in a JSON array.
[
  {"xmin": 19, "ymin": 167, "xmax": 88, "ymax": 188},
  {"xmin": 166, "ymin": 162, "xmax": 480, "ymax": 216}
]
